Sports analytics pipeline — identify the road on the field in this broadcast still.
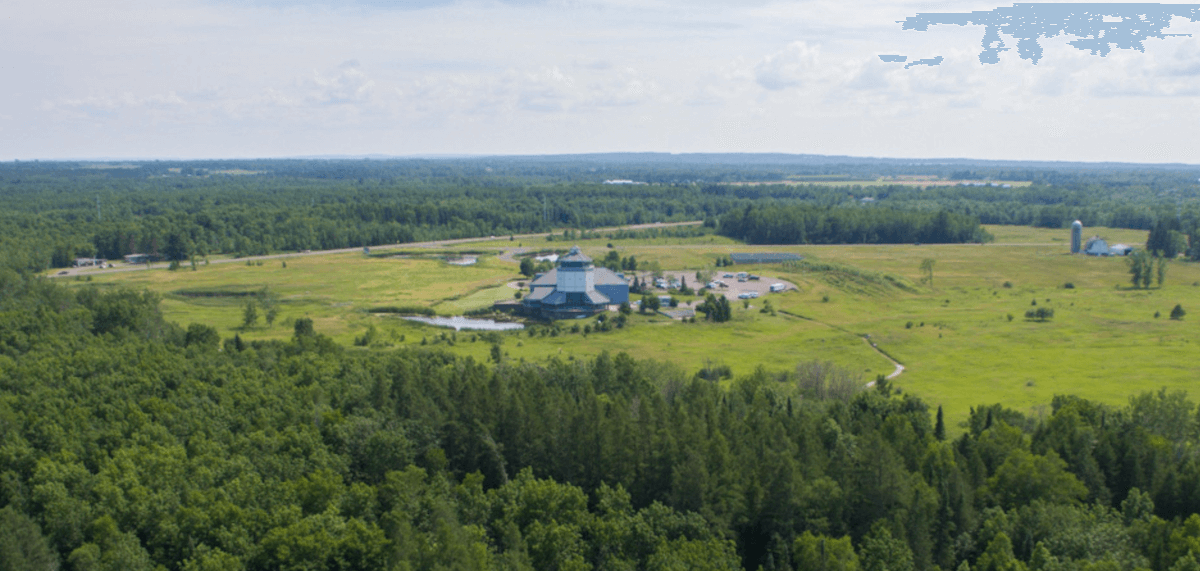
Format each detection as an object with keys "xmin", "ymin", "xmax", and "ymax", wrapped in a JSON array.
[{"xmin": 48, "ymin": 220, "xmax": 704, "ymax": 279}]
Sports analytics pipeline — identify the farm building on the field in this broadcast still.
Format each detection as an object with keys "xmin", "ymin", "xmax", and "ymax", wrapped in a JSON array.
[
  {"xmin": 1110, "ymin": 244, "xmax": 1134, "ymax": 256},
  {"xmin": 523, "ymin": 246, "xmax": 629, "ymax": 319},
  {"xmin": 1083, "ymin": 237, "xmax": 1110, "ymax": 256},
  {"xmin": 730, "ymin": 253, "xmax": 803, "ymax": 264},
  {"xmin": 123, "ymin": 253, "xmax": 159, "ymax": 264},
  {"xmin": 1071, "ymin": 220, "xmax": 1082, "ymax": 254}
]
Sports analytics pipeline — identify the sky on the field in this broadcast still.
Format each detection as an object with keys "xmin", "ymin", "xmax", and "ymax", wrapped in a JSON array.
[{"xmin": 3, "ymin": 0, "xmax": 1200, "ymax": 163}]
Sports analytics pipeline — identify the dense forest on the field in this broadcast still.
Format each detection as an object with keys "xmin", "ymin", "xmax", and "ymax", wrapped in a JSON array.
[
  {"xmin": 6, "ymin": 157, "xmax": 1200, "ymax": 569},
  {"xmin": 6, "ymin": 271, "xmax": 1200, "ymax": 570},
  {"xmin": 3, "ymin": 157, "xmax": 1200, "ymax": 272},
  {"xmin": 716, "ymin": 205, "xmax": 991, "ymax": 245}
]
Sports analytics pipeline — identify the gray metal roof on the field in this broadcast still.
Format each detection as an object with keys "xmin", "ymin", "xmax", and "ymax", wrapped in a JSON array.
[
  {"xmin": 585, "ymin": 290, "xmax": 611, "ymax": 304},
  {"xmin": 524, "ymin": 288, "xmax": 552, "ymax": 301},
  {"xmin": 1084, "ymin": 238, "xmax": 1109, "ymax": 255},
  {"xmin": 529, "ymin": 267, "xmax": 627, "ymax": 287},
  {"xmin": 594, "ymin": 268, "xmax": 627, "ymax": 285},
  {"xmin": 530, "ymin": 270, "xmax": 557, "ymax": 287},
  {"xmin": 560, "ymin": 246, "xmax": 592, "ymax": 264}
]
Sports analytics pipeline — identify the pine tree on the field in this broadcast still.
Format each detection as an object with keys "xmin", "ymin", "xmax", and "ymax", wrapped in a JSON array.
[{"xmin": 935, "ymin": 405, "xmax": 946, "ymax": 441}]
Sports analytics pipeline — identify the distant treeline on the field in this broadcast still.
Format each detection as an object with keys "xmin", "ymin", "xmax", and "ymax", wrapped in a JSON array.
[
  {"xmin": 3, "ymin": 158, "xmax": 1200, "ymax": 272},
  {"xmin": 718, "ymin": 205, "xmax": 990, "ymax": 245}
]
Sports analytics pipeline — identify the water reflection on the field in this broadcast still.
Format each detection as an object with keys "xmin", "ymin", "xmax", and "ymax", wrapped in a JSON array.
[{"xmin": 403, "ymin": 316, "xmax": 524, "ymax": 331}]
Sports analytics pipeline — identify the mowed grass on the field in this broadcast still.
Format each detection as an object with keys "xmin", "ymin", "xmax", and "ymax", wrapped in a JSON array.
[{"xmin": 80, "ymin": 224, "xmax": 1200, "ymax": 432}]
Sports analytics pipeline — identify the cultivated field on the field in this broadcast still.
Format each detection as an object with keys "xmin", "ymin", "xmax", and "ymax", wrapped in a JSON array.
[{"xmin": 71, "ymin": 225, "xmax": 1200, "ymax": 431}]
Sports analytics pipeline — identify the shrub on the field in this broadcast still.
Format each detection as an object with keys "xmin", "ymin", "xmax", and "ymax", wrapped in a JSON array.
[
  {"xmin": 1024, "ymin": 307, "xmax": 1054, "ymax": 322},
  {"xmin": 1171, "ymin": 304, "xmax": 1186, "ymax": 320}
]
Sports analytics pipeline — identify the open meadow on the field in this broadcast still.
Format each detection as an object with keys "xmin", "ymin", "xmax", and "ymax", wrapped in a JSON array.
[{"xmin": 73, "ymin": 224, "xmax": 1200, "ymax": 431}]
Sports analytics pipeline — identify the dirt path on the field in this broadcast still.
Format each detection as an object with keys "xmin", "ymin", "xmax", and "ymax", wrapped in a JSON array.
[
  {"xmin": 863, "ymin": 337, "xmax": 906, "ymax": 382},
  {"xmin": 497, "ymin": 248, "xmax": 530, "ymax": 263},
  {"xmin": 778, "ymin": 309, "xmax": 906, "ymax": 384}
]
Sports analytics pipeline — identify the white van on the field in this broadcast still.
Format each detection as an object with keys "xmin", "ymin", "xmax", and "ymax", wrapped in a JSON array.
[{"xmin": 770, "ymin": 283, "xmax": 786, "ymax": 293}]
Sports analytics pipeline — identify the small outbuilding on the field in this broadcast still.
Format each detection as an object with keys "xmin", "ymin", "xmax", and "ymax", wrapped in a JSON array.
[{"xmin": 123, "ymin": 253, "xmax": 158, "ymax": 264}]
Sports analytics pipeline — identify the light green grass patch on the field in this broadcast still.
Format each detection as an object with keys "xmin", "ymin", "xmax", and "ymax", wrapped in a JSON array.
[
  {"xmin": 77, "ymin": 253, "xmax": 517, "ymax": 342},
  {"xmin": 434, "ymin": 285, "xmax": 521, "ymax": 315}
]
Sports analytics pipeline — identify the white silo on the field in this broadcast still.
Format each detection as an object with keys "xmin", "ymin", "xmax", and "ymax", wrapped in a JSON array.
[{"xmin": 1071, "ymin": 220, "xmax": 1083, "ymax": 254}]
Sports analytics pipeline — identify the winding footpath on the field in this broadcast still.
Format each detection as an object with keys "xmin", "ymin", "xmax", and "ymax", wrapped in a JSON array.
[
  {"xmin": 863, "ymin": 337, "xmax": 906, "ymax": 383},
  {"xmin": 778, "ymin": 309, "xmax": 906, "ymax": 384}
]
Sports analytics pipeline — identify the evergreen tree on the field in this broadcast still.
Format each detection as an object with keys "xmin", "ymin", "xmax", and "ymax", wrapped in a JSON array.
[{"xmin": 935, "ymin": 405, "xmax": 946, "ymax": 441}]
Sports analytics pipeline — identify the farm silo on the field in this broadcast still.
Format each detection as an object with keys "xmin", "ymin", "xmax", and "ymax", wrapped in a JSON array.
[{"xmin": 1071, "ymin": 220, "xmax": 1082, "ymax": 254}]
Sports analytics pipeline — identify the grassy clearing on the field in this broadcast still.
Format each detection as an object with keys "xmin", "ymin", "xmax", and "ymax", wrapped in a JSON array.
[
  {"xmin": 78, "ymin": 253, "xmax": 516, "ymax": 341},
  {"xmin": 433, "ymin": 285, "xmax": 521, "ymax": 314},
  {"xmin": 82, "ymin": 224, "xmax": 1200, "ymax": 433}
]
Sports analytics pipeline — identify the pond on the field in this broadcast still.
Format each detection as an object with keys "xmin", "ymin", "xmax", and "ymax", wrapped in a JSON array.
[{"xmin": 403, "ymin": 316, "xmax": 525, "ymax": 331}]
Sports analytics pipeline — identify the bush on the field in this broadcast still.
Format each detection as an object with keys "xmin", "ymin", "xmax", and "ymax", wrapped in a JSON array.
[
  {"xmin": 368, "ymin": 305, "xmax": 436, "ymax": 316},
  {"xmin": 1171, "ymin": 304, "xmax": 1186, "ymax": 320},
  {"xmin": 1024, "ymin": 307, "xmax": 1054, "ymax": 322},
  {"xmin": 1063, "ymin": 282, "xmax": 1075, "ymax": 289}
]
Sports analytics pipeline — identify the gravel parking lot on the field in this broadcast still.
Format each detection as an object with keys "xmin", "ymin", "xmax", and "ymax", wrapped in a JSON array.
[{"xmin": 632, "ymin": 270, "xmax": 797, "ymax": 316}]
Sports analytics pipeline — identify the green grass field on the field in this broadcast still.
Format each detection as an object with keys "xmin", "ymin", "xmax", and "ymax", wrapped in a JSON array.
[{"xmin": 74, "ymin": 225, "xmax": 1200, "ymax": 431}]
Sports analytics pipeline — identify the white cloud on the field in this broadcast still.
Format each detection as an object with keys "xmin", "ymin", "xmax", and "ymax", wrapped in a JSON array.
[
  {"xmin": 308, "ymin": 60, "xmax": 377, "ymax": 105},
  {"xmin": 5, "ymin": 0, "xmax": 1200, "ymax": 161},
  {"xmin": 43, "ymin": 92, "xmax": 189, "ymax": 119},
  {"xmin": 754, "ymin": 41, "xmax": 823, "ymax": 90}
]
